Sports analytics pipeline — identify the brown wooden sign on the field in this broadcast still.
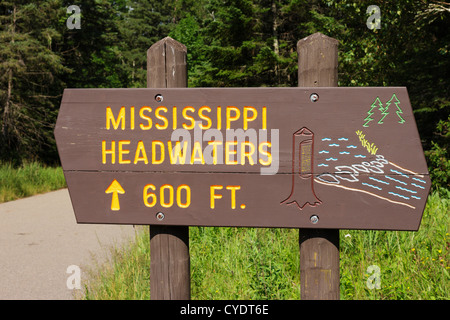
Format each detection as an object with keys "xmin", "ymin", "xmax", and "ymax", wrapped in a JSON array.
[{"xmin": 55, "ymin": 87, "xmax": 431, "ymax": 230}]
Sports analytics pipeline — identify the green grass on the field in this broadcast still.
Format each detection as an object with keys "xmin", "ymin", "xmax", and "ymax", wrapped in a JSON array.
[
  {"xmin": 0, "ymin": 162, "xmax": 66, "ymax": 203},
  {"xmin": 80, "ymin": 227, "xmax": 151, "ymax": 300},
  {"xmin": 80, "ymin": 188, "xmax": 449, "ymax": 300},
  {"xmin": 340, "ymin": 188, "xmax": 450, "ymax": 300}
]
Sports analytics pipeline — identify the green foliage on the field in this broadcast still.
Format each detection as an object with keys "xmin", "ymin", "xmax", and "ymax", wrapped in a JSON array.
[
  {"xmin": 169, "ymin": 14, "xmax": 207, "ymax": 87},
  {"xmin": 190, "ymin": 227, "xmax": 300, "ymax": 299},
  {"xmin": 340, "ymin": 189, "xmax": 449, "ymax": 300},
  {"xmin": 0, "ymin": 1, "xmax": 69, "ymax": 162},
  {"xmin": 59, "ymin": 0, "xmax": 129, "ymax": 89},
  {"xmin": 425, "ymin": 116, "xmax": 450, "ymax": 190},
  {"xmin": 117, "ymin": 0, "xmax": 176, "ymax": 87}
]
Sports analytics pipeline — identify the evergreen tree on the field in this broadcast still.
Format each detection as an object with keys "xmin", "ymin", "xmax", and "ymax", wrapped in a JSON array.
[
  {"xmin": 118, "ymin": 0, "xmax": 176, "ymax": 87},
  {"xmin": 195, "ymin": 0, "xmax": 256, "ymax": 87},
  {"xmin": 59, "ymin": 0, "xmax": 128, "ymax": 89},
  {"xmin": 0, "ymin": 1, "xmax": 69, "ymax": 162},
  {"xmin": 169, "ymin": 14, "xmax": 206, "ymax": 87}
]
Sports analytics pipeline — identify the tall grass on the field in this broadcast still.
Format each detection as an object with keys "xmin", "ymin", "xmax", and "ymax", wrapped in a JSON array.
[
  {"xmin": 81, "ymin": 227, "xmax": 151, "ymax": 300},
  {"xmin": 81, "ymin": 189, "xmax": 449, "ymax": 300},
  {"xmin": 189, "ymin": 227, "xmax": 301, "ymax": 299},
  {"xmin": 0, "ymin": 162, "xmax": 66, "ymax": 203},
  {"xmin": 340, "ymin": 189, "xmax": 449, "ymax": 299}
]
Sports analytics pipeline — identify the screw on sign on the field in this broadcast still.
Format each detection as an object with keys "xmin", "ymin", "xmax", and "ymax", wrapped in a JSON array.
[
  {"xmin": 55, "ymin": 86, "xmax": 431, "ymax": 231},
  {"xmin": 310, "ymin": 93, "xmax": 319, "ymax": 102}
]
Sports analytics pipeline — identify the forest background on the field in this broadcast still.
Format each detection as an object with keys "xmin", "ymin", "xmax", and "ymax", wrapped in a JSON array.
[{"xmin": 0, "ymin": 0, "xmax": 448, "ymax": 191}]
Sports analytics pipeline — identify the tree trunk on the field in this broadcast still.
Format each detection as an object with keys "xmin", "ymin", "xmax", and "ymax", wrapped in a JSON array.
[
  {"xmin": 2, "ymin": 69, "xmax": 13, "ymax": 138},
  {"xmin": 272, "ymin": 1, "xmax": 279, "ymax": 81},
  {"xmin": 2, "ymin": 6, "xmax": 16, "ymax": 140},
  {"xmin": 281, "ymin": 127, "xmax": 321, "ymax": 209}
]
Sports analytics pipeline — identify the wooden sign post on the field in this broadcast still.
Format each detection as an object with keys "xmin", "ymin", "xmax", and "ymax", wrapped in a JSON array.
[
  {"xmin": 147, "ymin": 37, "xmax": 190, "ymax": 300},
  {"xmin": 297, "ymin": 32, "xmax": 340, "ymax": 300},
  {"xmin": 54, "ymin": 35, "xmax": 431, "ymax": 300}
]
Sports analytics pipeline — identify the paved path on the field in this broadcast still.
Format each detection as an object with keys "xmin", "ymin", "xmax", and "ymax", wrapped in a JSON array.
[{"xmin": 0, "ymin": 189, "xmax": 137, "ymax": 300}]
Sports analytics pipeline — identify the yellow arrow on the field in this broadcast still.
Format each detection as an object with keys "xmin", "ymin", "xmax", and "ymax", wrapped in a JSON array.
[{"xmin": 105, "ymin": 179, "xmax": 125, "ymax": 211}]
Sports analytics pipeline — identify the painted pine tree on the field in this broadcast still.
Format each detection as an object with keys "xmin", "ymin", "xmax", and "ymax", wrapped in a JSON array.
[
  {"xmin": 389, "ymin": 94, "xmax": 405, "ymax": 124},
  {"xmin": 363, "ymin": 97, "xmax": 382, "ymax": 127}
]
